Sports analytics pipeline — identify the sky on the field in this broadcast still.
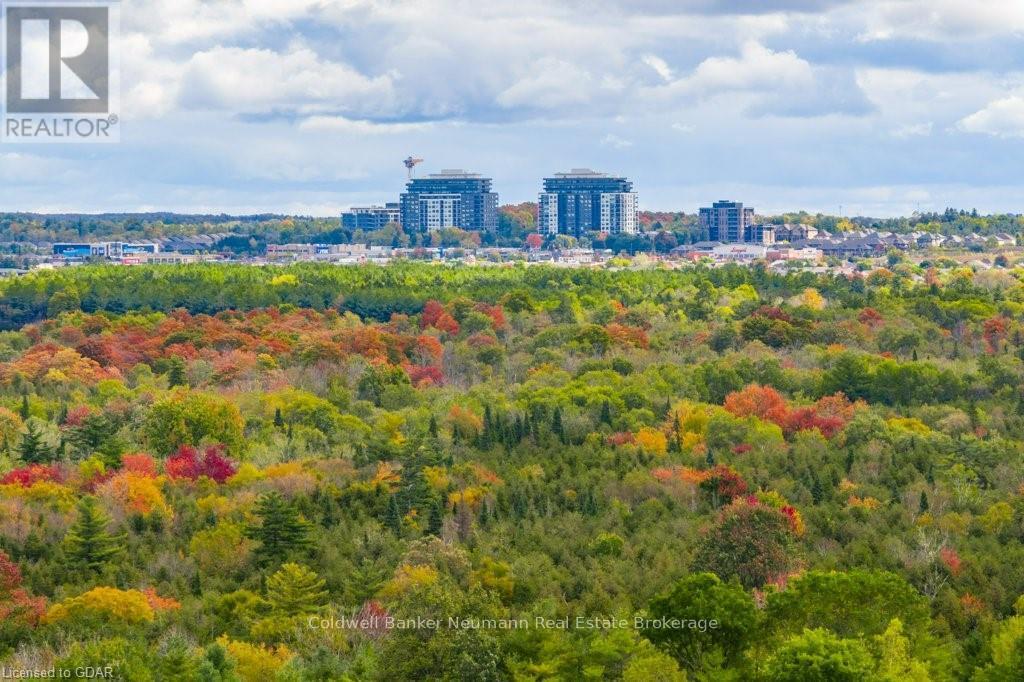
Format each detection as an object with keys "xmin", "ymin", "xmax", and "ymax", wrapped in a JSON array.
[{"xmin": 3, "ymin": 0, "xmax": 1024, "ymax": 217}]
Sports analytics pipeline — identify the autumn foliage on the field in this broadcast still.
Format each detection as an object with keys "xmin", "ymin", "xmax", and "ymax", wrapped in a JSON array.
[
  {"xmin": 724, "ymin": 384, "xmax": 859, "ymax": 438},
  {"xmin": 165, "ymin": 445, "xmax": 238, "ymax": 483}
]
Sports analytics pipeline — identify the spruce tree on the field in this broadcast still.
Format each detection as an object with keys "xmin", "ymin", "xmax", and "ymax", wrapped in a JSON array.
[
  {"xmin": 919, "ymin": 491, "xmax": 929, "ymax": 513},
  {"xmin": 552, "ymin": 407, "xmax": 565, "ymax": 444},
  {"xmin": 19, "ymin": 394, "xmax": 29, "ymax": 421},
  {"xmin": 385, "ymin": 496, "xmax": 402, "ymax": 535},
  {"xmin": 426, "ymin": 500, "xmax": 444, "ymax": 536},
  {"xmin": 600, "ymin": 401, "xmax": 612, "ymax": 426},
  {"xmin": 274, "ymin": 407, "xmax": 285, "ymax": 429},
  {"xmin": 811, "ymin": 475, "xmax": 824, "ymax": 504},
  {"xmin": 265, "ymin": 563, "xmax": 327, "ymax": 616},
  {"xmin": 167, "ymin": 356, "xmax": 188, "ymax": 387},
  {"xmin": 64, "ymin": 496, "xmax": 124, "ymax": 572},
  {"xmin": 245, "ymin": 492, "xmax": 313, "ymax": 565},
  {"xmin": 428, "ymin": 414, "xmax": 439, "ymax": 438},
  {"xmin": 18, "ymin": 421, "xmax": 51, "ymax": 464}
]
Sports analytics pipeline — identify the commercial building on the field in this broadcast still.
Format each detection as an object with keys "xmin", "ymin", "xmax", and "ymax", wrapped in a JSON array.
[
  {"xmin": 341, "ymin": 203, "xmax": 401, "ymax": 231},
  {"xmin": 699, "ymin": 200, "xmax": 755, "ymax": 243},
  {"xmin": 538, "ymin": 169, "xmax": 638, "ymax": 235},
  {"xmin": 53, "ymin": 242, "xmax": 159, "ymax": 258},
  {"xmin": 399, "ymin": 170, "xmax": 498, "ymax": 233},
  {"xmin": 53, "ymin": 243, "xmax": 101, "ymax": 258}
]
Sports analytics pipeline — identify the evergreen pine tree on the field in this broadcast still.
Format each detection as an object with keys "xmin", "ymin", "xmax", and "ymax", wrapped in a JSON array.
[
  {"xmin": 245, "ymin": 492, "xmax": 313, "ymax": 564},
  {"xmin": 197, "ymin": 643, "xmax": 235, "ymax": 682},
  {"xmin": 919, "ymin": 491, "xmax": 929, "ymax": 513},
  {"xmin": 552, "ymin": 407, "xmax": 565, "ymax": 444},
  {"xmin": 19, "ymin": 394, "xmax": 29, "ymax": 421},
  {"xmin": 428, "ymin": 414, "xmax": 439, "ymax": 438},
  {"xmin": 385, "ymin": 496, "xmax": 402, "ymax": 535},
  {"xmin": 18, "ymin": 421, "xmax": 51, "ymax": 464},
  {"xmin": 482, "ymin": 405, "xmax": 493, "ymax": 446},
  {"xmin": 705, "ymin": 449, "xmax": 716, "ymax": 468},
  {"xmin": 811, "ymin": 475, "xmax": 824, "ymax": 504},
  {"xmin": 167, "ymin": 356, "xmax": 188, "ymax": 387},
  {"xmin": 266, "ymin": 562, "xmax": 328, "ymax": 616},
  {"xmin": 426, "ymin": 500, "xmax": 444, "ymax": 535},
  {"xmin": 967, "ymin": 400, "xmax": 980, "ymax": 430},
  {"xmin": 64, "ymin": 496, "xmax": 124, "ymax": 572},
  {"xmin": 274, "ymin": 407, "xmax": 285, "ymax": 429},
  {"xmin": 600, "ymin": 401, "xmax": 612, "ymax": 426}
]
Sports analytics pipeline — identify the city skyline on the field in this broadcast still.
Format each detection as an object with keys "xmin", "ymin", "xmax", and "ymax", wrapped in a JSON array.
[{"xmin": 3, "ymin": 1, "xmax": 1024, "ymax": 216}]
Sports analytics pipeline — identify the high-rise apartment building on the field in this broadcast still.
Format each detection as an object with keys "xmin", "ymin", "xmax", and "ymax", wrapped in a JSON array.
[
  {"xmin": 341, "ymin": 203, "xmax": 401, "ymax": 231},
  {"xmin": 538, "ymin": 169, "xmax": 638, "ymax": 235},
  {"xmin": 399, "ymin": 170, "xmax": 498, "ymax": 233},
  {"xmin": 699, "ymin": 200, "xmax": 756, "ymax": 243}
]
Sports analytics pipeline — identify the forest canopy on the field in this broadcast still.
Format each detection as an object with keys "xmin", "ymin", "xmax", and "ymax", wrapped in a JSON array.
[{"xmin": 0, "ymin": 261, "xmax": 1023, "ymax": 679}]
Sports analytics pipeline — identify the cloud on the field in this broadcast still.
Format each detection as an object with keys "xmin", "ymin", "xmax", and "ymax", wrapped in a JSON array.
[
  {"xmin": 672, "ymin": 122, "xmax": 696, "ymax": 133},
  {"xmin": 680, "ymin": 42, "xmax": 814, "ymax": 94},
  {"xmin": 958, "ymin": 96, "xmax": 1024, "ymax": 138},
  {"xmin": 496, "ymin": 59, "xmax": 604, "ymax": 110},
  {"xmin": 600, "ymin": 134, "xmax": 633, "ymax": 148},
  {"xmin": 890, "ymin": 122, "xmax": 933, "ymax": 138},
  {"xmin": 176, "ymin": 46, "xmax": 396, "ymax": 116},
  {"xmin": 642, "ymin": 54, "xmax": 674, "ymax": 82},
  {"xmin": 853, "ymin": 0, "xmax": 1024, "ymax": 42},
  {"xmin": 650, "ymin": 42, "xmax": 871, "ymax": 118},
  {"xmin": 297, "ymin": 117, "xmax": 438, "ymax": 135}
]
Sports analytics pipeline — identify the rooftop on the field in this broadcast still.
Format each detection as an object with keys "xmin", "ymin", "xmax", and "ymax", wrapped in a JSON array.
[
  {"xmin": 426, "ymin": 169, "xmax": 482, "ymax": 178},
  {"xmin": 551, "ymin": 168, "xmax": 615, "ymax": 178}
]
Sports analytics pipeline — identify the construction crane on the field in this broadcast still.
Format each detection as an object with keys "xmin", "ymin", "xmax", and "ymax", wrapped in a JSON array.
[{"xmin": 403, "ymin": 156, "xmax": 424, "ymax": 179}]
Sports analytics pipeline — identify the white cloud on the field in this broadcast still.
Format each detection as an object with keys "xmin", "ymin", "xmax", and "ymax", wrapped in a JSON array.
[
  {"xmin": 496, "ymin": 59, "xmax": 604, "ymax": 110},
  {"xmin": 177, "ymin": 46, "xmax": 396, "ymax": 115},
  {"xmin": 600, "ymin": 133, "xmax": 633, "ymax": 148},
  {"xmin": 672, "ymin": 122, "xmax": 695, "ymax": 133},
  {"xmin": 958, "ymin": 96, "xmax": 1024, "ymax": 138},
  {"xmin": 648, "ymin": 42, "xmax": 870, "ymax": 117},
  {"xmin": 890, "ymin": 122, "xmax": 933, "ymax": 138},
  {"xmin": 297, "ymin": 116, "xmax": 437, "ymax": 135},
  {"xmin": 852, "ymin": 0, "xmax": 1024, "ymax": 41},
  {"xmin": 680, "ymin": 42, "xmax": 814, "ymax": 95},
  {"xmin": 642, "ymin": 54, "xmax": 674, "ymax": 82}
]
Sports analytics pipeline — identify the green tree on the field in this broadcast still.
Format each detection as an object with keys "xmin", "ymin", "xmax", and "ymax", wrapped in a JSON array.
[
  {"xmin": 265, "ymin": 563, "xmax": 328, "ymax": 617},
  {"xmin": 167, "ymin": 356, "xmax": 188, "ymax": 388},
  {"xmin": 18, "ymin": 421, "xmax": 52, "ymax": 464},
  {"xmin": 64, "ymin": 497, "xmax": 124, "ymax": 572},
  {"xmin": 764, "ymin": 628, "xmax": 876, "ymax": 681},
  {"xmin": 643, "ymin": 572, "xmax": 758, "ymax": 672},
  {"xmin": 144, "ymin": 390, "xmax": 244, "ymax": 455},
  {"xmin": 245, "ymin": 492, "xmax": 313, "ymax": 565}
]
